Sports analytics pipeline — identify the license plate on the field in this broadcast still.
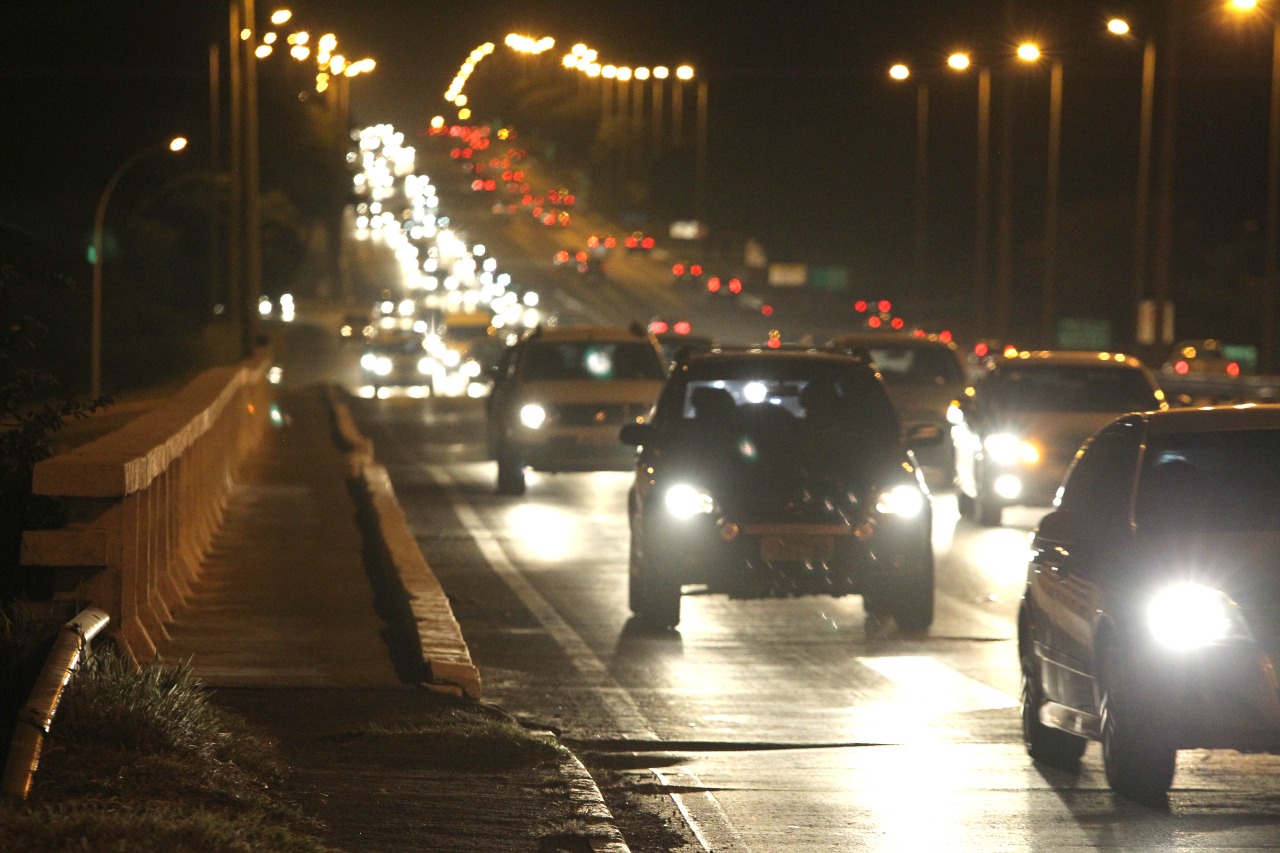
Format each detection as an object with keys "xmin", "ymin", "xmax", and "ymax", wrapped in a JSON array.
[{"xmin": 759, "ymin": 535, "xmax": 834, "ymax": 562}]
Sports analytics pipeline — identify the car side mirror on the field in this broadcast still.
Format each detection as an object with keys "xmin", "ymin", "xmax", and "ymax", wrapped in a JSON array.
[
  {"xmin": 619, "ymin": 422, "xmax": 653, "ymax": 446},
  {"xmin": 905, "ymin": 423, "xmax": 944, "ymax": 449},
  {"xmin": 1034, "ymin": 509, "xmax": 1077, "ymax": 543}
]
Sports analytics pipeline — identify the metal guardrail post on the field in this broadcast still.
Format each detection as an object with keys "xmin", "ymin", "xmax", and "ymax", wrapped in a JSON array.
[{"xmin": 2, "ymin": 607, "xmax": 110, "ymax": 800}]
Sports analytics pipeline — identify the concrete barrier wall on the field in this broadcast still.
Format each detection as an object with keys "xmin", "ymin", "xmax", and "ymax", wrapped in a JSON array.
[{"xmin": 19, "ymin": 356, "xmax": 272, "ymax": 661}]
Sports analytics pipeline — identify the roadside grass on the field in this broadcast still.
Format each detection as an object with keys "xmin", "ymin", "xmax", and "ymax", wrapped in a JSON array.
[
  {"xmin": 349, "ymin": 693, "xmax": 567, "ymax": 772},
  {"xmin": 2, "ymin": 646, "xmax": 330, "ymax": 852}
]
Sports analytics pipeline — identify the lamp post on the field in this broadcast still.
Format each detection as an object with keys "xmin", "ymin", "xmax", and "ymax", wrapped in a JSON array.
[
  {"xmin": 91, "ymin": 136, "xmax": 187, "ymax": 398},
  {"xmin": 888, "ymin": 63, "xmax": 930, "ymax": 296},
  {"xmin": 1231, "ymin": 0, "xmax": 1280, "ymax": 371},
  {"xmin": 1016, "ymin": 42, "xmax": 1064, "ymax": 346}
]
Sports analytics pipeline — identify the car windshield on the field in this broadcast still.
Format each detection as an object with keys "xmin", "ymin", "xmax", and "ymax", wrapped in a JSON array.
[
  {"xmin": 660, "ymin": 358, "xmax": 900, "ymax": 446},
  {"xmin": 987, "ymin": 365, "xmax": 1158, "ymax": 413},
  {"xmin": 366, "ymin": 331, "xmax": 425, "ymax": 354},
  {"xmin": 1136, "ymin": 429, "xmax": 1280, "ymax": 532},
  {"xmin": 520, "ymin": 340, "xmax": 666, "ymax": 381},
  {"xmin": 868, "ymin": 345, "xmax": 964, "ymax": 387}
]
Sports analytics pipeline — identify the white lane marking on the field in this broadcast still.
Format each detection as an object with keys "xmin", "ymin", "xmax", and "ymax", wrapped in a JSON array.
[
  {"xmin": 428, "ymin": 465, "xmax": 656, "ymax": 737},
  {"xmin": 654, "ymin": 768, "xmax": 754, "ymax": 853},
  {"xmin": 856, "ymin": 656, "xmax": 1019, "ymax": 711}
]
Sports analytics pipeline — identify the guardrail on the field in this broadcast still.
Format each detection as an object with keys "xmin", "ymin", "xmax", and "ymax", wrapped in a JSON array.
[
  {"xmin": 18, "ymin": 356, "xmax": 272, "ymax": 661},
  {"xmin": 1, "ymin": 607, "xmax": 109, "ymax": 800}
]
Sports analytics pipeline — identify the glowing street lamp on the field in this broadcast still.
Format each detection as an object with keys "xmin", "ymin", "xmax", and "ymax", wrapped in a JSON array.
[{"xmin": 91, "ymin": 137, "xmax": 187, "ymax": 397}]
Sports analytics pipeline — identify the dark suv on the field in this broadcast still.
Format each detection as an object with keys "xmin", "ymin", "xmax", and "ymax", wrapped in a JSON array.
[{"xmin": 619, "ymin": 345, "xmax": 942, "ymax": 631}]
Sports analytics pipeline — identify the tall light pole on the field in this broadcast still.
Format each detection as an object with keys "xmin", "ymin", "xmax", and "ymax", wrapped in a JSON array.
[
  {"xmin": 889, "ymin": 63, "xmax": 930, "ymax": 298},
  {"xmin": 91, "ymin": 137, "xmax": 187, "ymax": 398},
  {"xmin": 1017, "ymin": 41, "xmax": 1064, "ymax": 347}
]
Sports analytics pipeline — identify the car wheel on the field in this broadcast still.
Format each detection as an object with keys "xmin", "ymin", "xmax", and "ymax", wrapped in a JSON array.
[
  {"xmin": 496, "ymin": 444, "xmax": 526, "ymax": 496},
  {"xmin": 628, "ymin": 534, "xmax": 681, "ymax": 629},
  {"xmin": 956, "ymin": 488, "xmax": 975, "ymax": 519},
  {"xmin": 1020, "ymin": 647, "xmax": 1087, "ymax": 768},
  {"xmin": 1099, "ymin": 643, "xmax": 1177, "ymax": 804},
  {"xmin": 888, "ymin": 546, "xmax": 935, "ymax": 633}
]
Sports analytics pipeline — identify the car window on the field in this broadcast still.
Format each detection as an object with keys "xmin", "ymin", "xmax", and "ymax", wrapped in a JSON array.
[
  {"xmin": 1057, "ymin": 420, "xmax": 1142, "ymax": 522},
  {"xmin": 988, "ymin": 366, "xmax": 1158, "ymax": 413},
  {"xmin": 1136, "ymin": 428, "xmax": 1280, "ymax": 532},
  {"xmin": 519, "ymin": 341, "xmax": 665, "ymax": 381},
  {"xmin": 868, "ymin": 346, "xmax": 964, "ymax": 387},
  {"xmin": 657, "ymin": 359, "xmax": 900, "ymax": 444}
]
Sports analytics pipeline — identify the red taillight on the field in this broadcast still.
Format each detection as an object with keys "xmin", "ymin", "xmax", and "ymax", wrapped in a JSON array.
[
  {"xmin": 878, "ymin": 299, "xmax": 892, "ymax": 313},
  {"xmin": 555, "ymin": 250, "xmax": 569, "ymax": 263},
  {"xmin": 854, "ymin": 300, "xmax": 867, "ymax": 313},
  {"xmin": 673, "ymin": 263, "xmax": 685, "ymax": 276},
  {"xmin": 707, "ymin": 277, "xmax": 722, "ymax": 293},
  {"xmin": 974, "ymin": 342, "xmax": 989, "ymax": 357},
  {"xmin": 1227, "ymin": 361, "xmax": 1241, "ymax": 377},
  {"xmin": 690, "ymin": 264, "xmax": 703, "ymax": 276},
  {"xmin": 867, "ymin": 316, "xmax": 883, "ymax": 328},
  {"xmin": 767, "ymin": 336, "xmax": 782, "ymax": 349},
  {"xmin": 625, "ymin": 236, "xmax": 639, "ymax": 249},
  {"xmin": 891, "ymin": 317, "xmax": 904, "ymax": 330},
  {"xmin": 587, "ymin": 235, "xmax": 600, "ymax": 248},
  {"xmin": 761, "ymin": 304, "xmax": 774, "ymax": 317},
  {"xmin": 728, "ymin": 278, "xmax": 743, "ymax": 294},
  {"xmin": 471, "ymin": 179, "xmax": 484, "ymax": 191},
  {"xmin": 1174, "ymin": 359, "xmax": 1189, "ymax": 375},
  {"xmin": 604, "ymin": 236, "xmax": 617, "ymax": 249},
  {"xmin": 576, "ymin": 251, "xmax": 588, "ymax": 262},
  {"xmin": 1003, "ymin": 345, "xmax": 1019, "ymax": 358},
  {"xmin": 642, "ymin": 237, "xmax": 655, "ymax": 249},
  {"xmin": 939, "ymin": 330, "xmax": 953, "ymax": 342},
  {"xmin": 649, "ymin": 320, "xmax": 669, "ymax": 334},
  {"xmin": 484, "ymin": 179, "xmax": 496, "ymax": 191},
  {"xmin": 912, "ymin": 328, "xmax": 925, "ymax": 337},
  {"xmin": 674, "ymin": 321, "xmax": 692, "ymax": 335}
]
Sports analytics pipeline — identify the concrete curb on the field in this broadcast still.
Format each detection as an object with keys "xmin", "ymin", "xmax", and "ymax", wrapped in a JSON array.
[{"xmin": 323, "ymin": 386, "xmax": 631, "ymax": 852}]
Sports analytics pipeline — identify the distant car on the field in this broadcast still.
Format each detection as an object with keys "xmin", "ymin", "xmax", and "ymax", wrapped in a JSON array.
[
  {"xmin": 1160, "ymin": 339, "xmax": 1244, "ymax": 377},
  {"xmin": 486, "ymin": 325, "xmax": 668, "ymax": 495},
  {"xmin": 671, "ymin": 261, "xmax": 705, "ymax": 289},
  {"xmin": 1019, "ymin": 404, "xmax": 1280, "ymax": 803},
  {"xmin": 828, "ymin": 331, "xmax": 969, "ymax": 479},
  {"xmin": 359, "ymin": 327, "xmax": 433, "ymax": 392},
  {"xmin": 619, "ymin": 345, "xmax": 942, "ymax": 631},
  {"xmin": 339, "ymin": 312, "xmax": 373, "ymax": 343},
  {"xmin": 624, "ymin": 231, "xmax": 655, "ymax": 252},
  {"xmin": 951, "ymin": 351, "xmax": 1167, "ymax": 526},
  {"xmin": 704, "ymin": 275, "xmax": 744, "ymax": 298},
  {"xmin": 647, "ymin": 319, "xmax": 714, "ymax": 365}
]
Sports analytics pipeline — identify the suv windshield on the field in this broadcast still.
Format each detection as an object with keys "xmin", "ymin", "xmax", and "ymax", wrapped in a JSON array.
[
  {"xmin": 868, "ymin": 345, "xmax": 964, "ymax": 387},
  {"xmin": 988, "ymin": 365, "xmax": 1158, "ymax": 413},
  {"xmin": 520, "ymin": 340, "xmax": 666, "ymax": 382},
  {"xmin": 657, "ymin": 357, "xmax": 900, "ymax": 445},
  {"xmin": 1137, "ymin": 429, "xmax": 1280, "ymax": 532}
]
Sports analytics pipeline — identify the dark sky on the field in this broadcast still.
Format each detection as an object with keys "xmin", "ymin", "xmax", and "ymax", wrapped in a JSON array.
[{"xmin": 3, "ymin": 1, "xmax": 1277, "ymax": 328}]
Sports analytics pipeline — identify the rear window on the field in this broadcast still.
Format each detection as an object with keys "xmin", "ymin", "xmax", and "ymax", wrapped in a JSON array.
[
  {"xmin": 987, "ymin": 365, "xmax": 1159, "ymax": 413},
  {"xmin": 868, "ymin": 345, "xmax": 964, "ymax": 387},
  {"xmin": 519, "ymin": 341, "xmax": 666, "ymax": 381}
]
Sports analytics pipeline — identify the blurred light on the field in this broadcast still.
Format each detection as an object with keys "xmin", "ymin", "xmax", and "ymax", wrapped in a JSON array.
[
  {"xmin": 889, "ymin": 63, "xmax": 910, "ymax": 80},
  {"xmin": 256, "ymin": 44, "xmax": 272, "ymax": 58},
  {"xmin": 169, "ymin": 136, "xmax": 188, "ymax": 152},
  {"xmin": 1107, "ymin": 18, "xmax": 1131, "ymax": 35},
  {"xmin": 1231, "ymin": 0, "xmax": 1259, "ymax": 9},
  {"xmin": 270, "ymin": 9, "xmax": 292, "ymax": 25},
  {"xmin": 1016, "ymin": 42, "xmax": 1041, "ymax": 62},
  {"xmin": 878, "ymin": 299, "xmax": 892, "ymax": 312},
  {"xmin": 635, "ymin": 67, "xmax": 651, "ymax": 80},
  {"xmin": 654, "ymin": 65, "xmax": 670, "ymax": 79},
  {"xmin": 676, "ymin": 64, "xmax": 694, "ymax": 80},
  {"xmin": 948, "ymin": 52, "xmax": 971, "ymax": 70},
  {"xmin": 263, "ymin": 32, "xmax": 278, "ymax": 45}
]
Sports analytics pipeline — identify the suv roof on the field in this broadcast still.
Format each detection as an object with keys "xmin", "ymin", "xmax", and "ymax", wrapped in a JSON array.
[
  {"xmin": 523, "ymin": 324, "xmax": 653, "ymax": 344},
  {"xmin": 675, "ymin": 343, "xmax": 874, "ymax": 369},
  {"xmin": 986, "ymin": 350, "xmax": 1147, "ymax": 371},
  {"xmin": 829, "ymin": 331, "xmax": 959, "ymax": 350}
]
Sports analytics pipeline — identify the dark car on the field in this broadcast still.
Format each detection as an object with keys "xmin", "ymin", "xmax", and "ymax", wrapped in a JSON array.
[
  {"xmin": 1019, "ymin": 404, "xmax": 1280, "ymax": 803},
  {"xmin": 619, "ymin": 345, "xmax": 942, "ymax": 632},
  {"xmin": 486, "ymin": 324, "xmax": 668, "ymax": 495},
  {"xmin": 951, "ymin": 351, "xmax": 1167, "ymax": 526}
]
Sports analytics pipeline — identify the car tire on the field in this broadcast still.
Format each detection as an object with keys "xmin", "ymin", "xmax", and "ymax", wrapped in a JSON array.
[
  {"xmin": 956, "ymin": 488, "xmax": 975, "ymax": 519},
  {"xmin": 628, "ymin": 534, "xmax": 681, "ymax": 629},
  {"xmin": 1020, "ymin": 653, "xmax": 1087, "ymax": 768},
  {"xmin": 889, "ymin": 556, "xmax": 935, "ymax": 633},
  {"xmin": 496, "ymin": 444, "xmax": 526, "ymax": 496},
  {"xmin": 1099, "ymin": 643, "xmax": 1177, "ymax": 804}
]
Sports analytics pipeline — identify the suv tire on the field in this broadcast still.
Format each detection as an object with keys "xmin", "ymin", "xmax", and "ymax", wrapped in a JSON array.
[
  {"xmin": 496, "ymin": 443, "xmax": 526, "ymax": 495},
  {"xmin": 628, "ymin": 535, "xmax": 681, "ymax": 629}
]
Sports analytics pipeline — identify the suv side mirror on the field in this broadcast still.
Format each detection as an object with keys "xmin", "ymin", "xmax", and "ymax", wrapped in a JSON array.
[{"xmin": 619, "ymin": 422, "xmax": 653, "ymax": 446}]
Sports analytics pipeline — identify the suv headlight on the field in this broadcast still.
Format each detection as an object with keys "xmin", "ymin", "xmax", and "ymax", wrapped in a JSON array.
[
  {"xmin": 519, "ymin": 403, "xmax": 547, "ymax": 429},
  {"xmin": 1147, "ymin": 582, "xmax": 1249, "ymax": 650},
  {"xmin": 664, "ymin": 484, "xmax": 716, "ymax": 519},
  {"xmin": 875, "ymin": 483, "xmax": 925, "ymax": 517},
  {"xmin": 983, "ymin": 433, "xmax": 1040, "ymax": 465}
]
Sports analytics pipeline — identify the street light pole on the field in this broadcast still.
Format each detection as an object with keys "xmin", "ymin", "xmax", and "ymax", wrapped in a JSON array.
[
  {"xmin": 1264, "ymin": 20, "xmax": 1280, "ymax": 372},
  {"xmin": 91, "ymin": 138, "xmax": 187, "ymax": 398},
  {"xmin": 1042, "ymin": 58, "xmax": 1063, "ymax": 346},
  {"xmin": 913, "ymin": 82, "xmax": 930, "ymax": 297},
  {"xmin": 975, "ymin": 64, "xmax": 991, "ymax": 339},
  {"xmin": 1134, "ymin": 34, "xmax": 1157, "ymax": 348}
]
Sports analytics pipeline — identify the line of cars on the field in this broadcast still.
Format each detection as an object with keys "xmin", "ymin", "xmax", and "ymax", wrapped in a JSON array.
[{"xmin": 482, "ymin": 322, "xmax": 1280, "ymax": 804}]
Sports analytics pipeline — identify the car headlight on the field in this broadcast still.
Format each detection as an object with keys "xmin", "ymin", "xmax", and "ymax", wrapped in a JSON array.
[
  {"xmin": 1147, "ymin": 582, "xmax": 1248, "ymax": 650},
  {"xmin": 417, "ymin": 356, "xmax": 435, "ymax": 374},
  {"xmin": 360, "ymin": 353, "xmax": 377, "ymax": 370},
  {"xmin": 373, "ymin": 356, "xmax": 393, "ymax": 377},
  {"xmin": 519, "ymin": 403, "xmax": 547, "ymax": 429},
  {"xmin": 984, "ymin": 432, "xmax": 1040, "ymax": 465},
  {"xmin": 663, "ymin": 483, "xmax": 716, "ymax": 519},
  {"xmin": 875, "ymin": 483, "xmax": 926, "ymax": 517}
]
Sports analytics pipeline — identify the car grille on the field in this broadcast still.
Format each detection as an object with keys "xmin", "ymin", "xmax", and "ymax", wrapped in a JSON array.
[{"xmin": 552, "ymin": 402, "xmax": 641, "ymax": 427}]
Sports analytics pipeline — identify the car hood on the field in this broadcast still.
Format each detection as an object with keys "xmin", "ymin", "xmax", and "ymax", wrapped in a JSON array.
[
  {"xmin": 517, "ymin": 379, "xmax": 664, "ymax": 405},
  {"xmin": 989, "ymin": 410, "xmax": 1122, "ymax": 456}
]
